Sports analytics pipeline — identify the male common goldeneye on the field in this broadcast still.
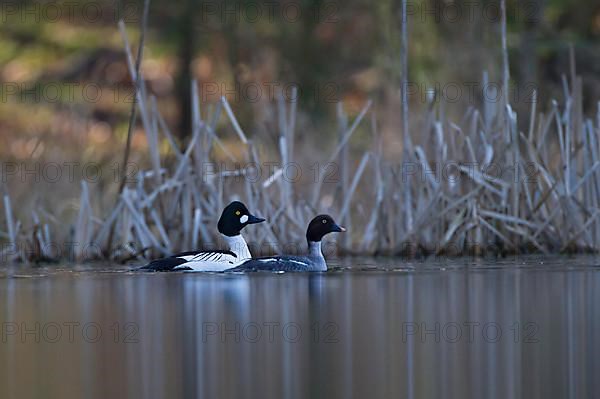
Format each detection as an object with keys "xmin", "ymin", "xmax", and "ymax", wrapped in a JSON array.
[
  {"xmin": 230, "ymin": 215, "xmax": 345, "ymax": 272},
  {"xmin": 140, "ymin": 201, "xmax": 265, "ymax": 272}
]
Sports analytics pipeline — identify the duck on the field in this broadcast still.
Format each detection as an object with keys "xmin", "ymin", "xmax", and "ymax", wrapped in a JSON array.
[
  {"xmin": 230, "ymin": 215, "xmax": 345, "ymax": 272},
  {"xmin": 139, "ymin": 201, "xmax": 265, "ymax": 272}
]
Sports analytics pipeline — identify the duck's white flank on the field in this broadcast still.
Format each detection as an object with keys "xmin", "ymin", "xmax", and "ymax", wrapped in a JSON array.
[{"xmin": 174, "ymin": 234, "xmax": 251, "ymax": 272}]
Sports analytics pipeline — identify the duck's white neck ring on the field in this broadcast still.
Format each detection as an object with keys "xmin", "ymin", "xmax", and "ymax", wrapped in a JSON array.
[{"xmin": 223, "ymin": 234, "xmax": 252, "ymax": 260}]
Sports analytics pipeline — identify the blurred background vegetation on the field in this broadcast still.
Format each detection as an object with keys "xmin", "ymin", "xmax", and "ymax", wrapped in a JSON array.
[{"xmin": 1, "ymin": 0, "xmax": 600, "ymax": 218}]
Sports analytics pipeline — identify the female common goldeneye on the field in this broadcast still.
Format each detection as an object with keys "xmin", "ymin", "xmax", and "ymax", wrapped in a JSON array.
[
  {"xmin": 140, "ymin": 201, "xmax": 265, "ymax": 272},
  {"xmin": 230, "ymin": 215, "xmax": 345, "ymax": 272}
]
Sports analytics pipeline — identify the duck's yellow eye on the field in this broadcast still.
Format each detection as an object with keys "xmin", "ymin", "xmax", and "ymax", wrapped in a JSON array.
[{"xmin": 235, "ymin": 210, "xmax": 241, "ymax": 216}]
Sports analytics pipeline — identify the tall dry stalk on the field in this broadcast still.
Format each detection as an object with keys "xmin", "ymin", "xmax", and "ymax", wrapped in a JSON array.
[{"xmin": 105, "ymin": 0, "xmax": 151, "ymax": 255}]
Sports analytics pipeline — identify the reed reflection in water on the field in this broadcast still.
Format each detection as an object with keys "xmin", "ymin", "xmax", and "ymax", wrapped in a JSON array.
[{"xmin": 0, "ymin": 258, "xmax": 599, "ymax": 399}]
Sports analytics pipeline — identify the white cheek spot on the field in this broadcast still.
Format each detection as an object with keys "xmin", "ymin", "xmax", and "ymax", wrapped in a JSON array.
[{"xmin": 240, "ymin": 215, "xmax": 249, "ymax": 224}]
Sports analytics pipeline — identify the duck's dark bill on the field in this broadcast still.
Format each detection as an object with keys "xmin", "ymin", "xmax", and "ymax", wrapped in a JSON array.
[
  {"xmin": 334, "ymin": 224, "xmax": 346, "ymax": 232},
  {"xmin": 247, "ymin": 215, "xmax": 266, "ymax": 224}
]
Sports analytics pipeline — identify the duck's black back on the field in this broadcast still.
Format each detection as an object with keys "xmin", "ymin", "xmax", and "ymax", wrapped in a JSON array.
[{"xmin": 138, "ymin": 256, "xmax": 188, "ymax": 272}]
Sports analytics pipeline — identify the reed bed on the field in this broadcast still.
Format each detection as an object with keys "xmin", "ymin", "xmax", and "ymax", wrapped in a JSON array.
[{"xmin": 3, "ymin": 2, "xmax": 600, "ymax": 263}]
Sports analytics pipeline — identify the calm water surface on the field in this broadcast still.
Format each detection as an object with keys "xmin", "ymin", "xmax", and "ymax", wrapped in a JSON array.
[{"xmin": 1, "ymin": 256, "xmax": 599, "ymax": 399}]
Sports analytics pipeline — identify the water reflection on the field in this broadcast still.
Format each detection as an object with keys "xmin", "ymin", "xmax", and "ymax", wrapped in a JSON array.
[{"xmin": 0, "ymin": 257, "xmax": 599, "ymax": 398}]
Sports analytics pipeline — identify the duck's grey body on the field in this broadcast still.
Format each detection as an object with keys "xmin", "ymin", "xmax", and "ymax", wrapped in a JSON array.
[{"xmin": 232, "ymin": 241, "xmax": 329, "ymax": 272}]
